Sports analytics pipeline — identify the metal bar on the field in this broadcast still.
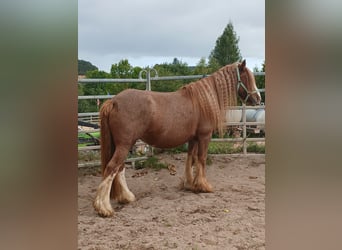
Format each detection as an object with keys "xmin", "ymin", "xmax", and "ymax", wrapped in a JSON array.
[
  {"xmin": 78, "ymin": 145, "xmax": 100, "ymax": 151},
  {"xmin": 208, "ymin": 153, "xmax": 265, "ymax": 157},
  {"xmin": 151, "ymin": 75, "xmax": 205, "ymax": 81},
  {"xmin": 226, "ymin": 122, "xmax": 265, "ymax": 126},
  {"xmin": 78, "ymin": 112, "xmax": 99, "ymax": 117},
  {"xmin": 78, "ymin": 78, "xmax": 146, "ymax": 83},
  {"xmin": 78, "ymin": 95, "xmax": 115, "ymax": 100},
  {"xmin": 78, "ymin": 156, "xmax": 148, "ymax": 168},
  {"xmin": 78, "ymin": 114, "xmax": 265, "ymax": 125},
  {"xmin": 78, "ymin": 91, "xmax": 263, "ymax": 100},
  {"xmin": 151, "ymin": 72, "xmax": 265, "ymax": 81},
  {"xmin": 242, "ymin": 104, "xmax": 247, "ymax": 155},
  {"xmin": 229, "ymin": 105, "xmax": 265, "ymax": 109},
  {"xmin": 125, "ymin": 156, "xmax": 149, "ymax": 162},
  {"xmin": 211, "ymin": 138, "xmax": 244, "ymax": 142},
  {"xmin": 78, "ymin": 141, "xmax": 147, "ymax": 149},
  {"xmin": 78, "ymin": 72, "xmax": 264, "ymax": 84},
  {"xmin": 245, "ymin": 138, "xmax": 265, "ymax": 142},
  {"xmin": 78, "ymin": 161, "xmax": 101, "ymax": 168},
  {"xmin": 211, "ymin": 137, "xmax": 265, "ymax": 143},
  {"xmin": 77, "ymin": 137, "xmax": 265, "ymax": 147},
  {"xmin": 146, "ymin": 69, "xmax": 151, "ymax": 91}
]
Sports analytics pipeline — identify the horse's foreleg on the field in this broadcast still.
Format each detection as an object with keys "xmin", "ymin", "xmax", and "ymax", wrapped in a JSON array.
[
  {"xmin": 111, "ymin": 168, "xmax": 136, "ymax": 204},
  {"xmin": 94, "ymin": 147, "xmax": 130, "ymax": 217},
  {"xmin": 182, "ymin": 140, "xmax": 198, "ymax": 190},
  {"xmin": 192, "ymin": 135, "xmax": 213, "ymax": 193}
]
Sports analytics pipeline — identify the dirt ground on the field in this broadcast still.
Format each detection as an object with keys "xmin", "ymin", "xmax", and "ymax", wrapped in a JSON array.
[{"xmin": 78, "ymin": 153, "xmax": 265, "ymax": 250}]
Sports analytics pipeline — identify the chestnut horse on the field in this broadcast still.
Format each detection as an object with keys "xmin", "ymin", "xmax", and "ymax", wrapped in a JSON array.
[{"xmin": 94, "ymin": 60, "xmax": 261, "ymax": 217}]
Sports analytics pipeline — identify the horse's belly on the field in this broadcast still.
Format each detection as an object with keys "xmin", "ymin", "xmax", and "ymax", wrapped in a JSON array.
[
  {"xmin": 143, "ymin": 137, "xmax": 191, "ymax": 149},
  {"xmin": 141, "ymin": 127, "xmax": 194, "ymax": 149}
]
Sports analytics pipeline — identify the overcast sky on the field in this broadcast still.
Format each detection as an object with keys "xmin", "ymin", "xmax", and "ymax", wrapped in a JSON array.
[{"xmin": 79, "ymin": 0, "xmax": 265, "ymax": 72}]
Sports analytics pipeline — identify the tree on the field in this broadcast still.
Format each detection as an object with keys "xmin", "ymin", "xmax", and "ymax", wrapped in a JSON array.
[
  {"xmin": 207, "ymin": 56, "xmax": 221, "ymax": 73},
  {"xmin": 193, "ymin": 57, "xmax": 210, "ymax": 75},
  {"xmin": 209, "ymin": 21, "xmax": 242, "ymax": 67},
  {"xmin": 110, "ymin": 59, "xmax": 133, "ymax": 78},
  {"xmin": 152, "ymin": 58, "xmax": 192, "ymax": 92},
  {"xmin": 78, "ymin": 59, "xmax": 98, "ymax": 75},
  {"xmin": 85, "ymin": 70, "xmax": 110, "ymax": 79}
]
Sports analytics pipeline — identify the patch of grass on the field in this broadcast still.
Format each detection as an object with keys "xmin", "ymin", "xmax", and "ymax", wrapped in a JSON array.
[
  {"xmin": 136, "ymin": 156, "xmax": 168, "ymax": 170},
  {"xmin": 247, "ymin": 143, "xmax": 265, "ymax": 153},
  {"xmin": 164, "ymin": 144, "xmax": 188, "ymax": 154},
  {"xmin": 208, "ymin": 142, "xmax": 242, "ymax": 154},
  {"xmin": 208, "ymin": 142, "xmax": 265, "ymax": 154}
]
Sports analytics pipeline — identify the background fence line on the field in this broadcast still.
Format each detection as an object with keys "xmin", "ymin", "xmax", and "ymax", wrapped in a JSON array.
[{"xmin": 78, "ymin": 72, "xmax": 265, "ymax": 168}]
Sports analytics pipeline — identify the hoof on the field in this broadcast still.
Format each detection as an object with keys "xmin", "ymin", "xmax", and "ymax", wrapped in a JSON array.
[
  {"xmin": 93, "ymin": 196, "xmax": 114, "ymax": 217},
  {"xmin": 116, "ymin": 192, "xmax": 136, "ymax": 204},
  {"xmin": 183, "ymin": 181, "xmax": 194, "ymax": 191},
  {"xmin": 192, "ymin": 179, "xmax": 213, "ymax": 193},
  {"xmin": 179, "ymin": 177, "xmax": 194, "ymax": 191}
]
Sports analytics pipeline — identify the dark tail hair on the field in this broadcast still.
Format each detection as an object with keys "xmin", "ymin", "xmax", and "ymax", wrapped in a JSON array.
[{"xmin": 100, "ymin": 99, "xmax": 116, "ymax": 176}]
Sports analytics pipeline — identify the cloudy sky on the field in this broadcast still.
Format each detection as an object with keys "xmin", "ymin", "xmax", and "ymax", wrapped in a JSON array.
[{"xmin": 79, "ymin": 0, "xmax": 265, "ymax": 72}]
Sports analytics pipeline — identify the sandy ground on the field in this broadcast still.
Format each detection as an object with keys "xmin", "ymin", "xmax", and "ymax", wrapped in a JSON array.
[{"xmin": 78, "ymin": 153, "xmax": 265, "ymax": 250}]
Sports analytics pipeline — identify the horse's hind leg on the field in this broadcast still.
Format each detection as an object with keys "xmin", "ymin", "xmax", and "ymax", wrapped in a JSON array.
[
  {"xmin": 93, "ymin": 146, "xmax": 130, "ymax": 217},
  {"xmin": 111, "ymin": 167, "xmax": 136, "ymax": 204},
  {"xmin": 192, "ymin": 134, "xmax": 213, "ymax": 193},
  {"xmin": 182, "ymin": 140, "xmax": 198, "ymax": 190}
]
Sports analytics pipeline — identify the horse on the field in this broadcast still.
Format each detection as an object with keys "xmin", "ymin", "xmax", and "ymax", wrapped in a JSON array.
[{"xmin": 93, "ymin": 60, "xmax": 261, "ymax": 217}]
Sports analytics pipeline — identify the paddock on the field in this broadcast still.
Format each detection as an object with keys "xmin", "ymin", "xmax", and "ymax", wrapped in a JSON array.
[
  {"xmin": 78, "ymin": 68, "xmax": 265, "ymax": 248},
  {"xmin": 78, "ymin": 153, "xmax": 265, "ymax": 249}
]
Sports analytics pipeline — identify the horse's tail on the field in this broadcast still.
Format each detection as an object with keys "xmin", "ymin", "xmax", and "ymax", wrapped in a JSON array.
[{"xmin": 100, "ymin": 99, "xmax": 116, "ymax": 176}]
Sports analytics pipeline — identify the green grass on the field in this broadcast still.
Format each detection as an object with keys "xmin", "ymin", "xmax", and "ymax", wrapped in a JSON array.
[
  {"xmin": 208, "ymin": 142, "xmax": 265, "ymax": 154},
  {"xmin": 208, "ymin": 142, "xmax": 241, "ymax": 154},
  {"xmin": 164, "ymin": 144, "xmax": 188, "ymax": 154},
  {"xmin": 163, "ymin": 141, "xmax": 265, "ymax": 155},
  {"xmin": 247, "ymin": 142, "xmax": 265, "ymax": 153},
  {"xmin": 135, "ymin": 156, "xmax": 168, "ymax": 170}
]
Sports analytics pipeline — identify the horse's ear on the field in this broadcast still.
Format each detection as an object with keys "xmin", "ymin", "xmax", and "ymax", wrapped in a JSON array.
[{"xmin": 238, "ymin": 59, "xmax": 246, "ymax": 70}]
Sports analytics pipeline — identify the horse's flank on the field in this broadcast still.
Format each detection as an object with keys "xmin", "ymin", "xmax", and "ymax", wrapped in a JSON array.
[{"xmin": 104, "ymin": 89, "xmax": 200, "ymax": 148}]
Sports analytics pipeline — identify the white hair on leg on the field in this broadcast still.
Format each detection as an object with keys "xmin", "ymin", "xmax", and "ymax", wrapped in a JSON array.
[
  {"xmin": 93, "ymin": 173, "xmax": 116, "ymax": 217},
  {"xmin": 116, "ymin": 168, "xmax": 135, "ymax": 203}
]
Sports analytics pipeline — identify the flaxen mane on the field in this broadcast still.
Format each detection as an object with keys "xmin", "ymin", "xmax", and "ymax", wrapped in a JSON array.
[{"xmin": 182, "ymin": 63, "xmax": 238, "ymax": 137}]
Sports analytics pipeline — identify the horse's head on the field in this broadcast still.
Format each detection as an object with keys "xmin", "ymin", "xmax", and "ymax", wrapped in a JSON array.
[{"xmin": 237, "ymin": 60, "xmax": 262, "ymax": 106}]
